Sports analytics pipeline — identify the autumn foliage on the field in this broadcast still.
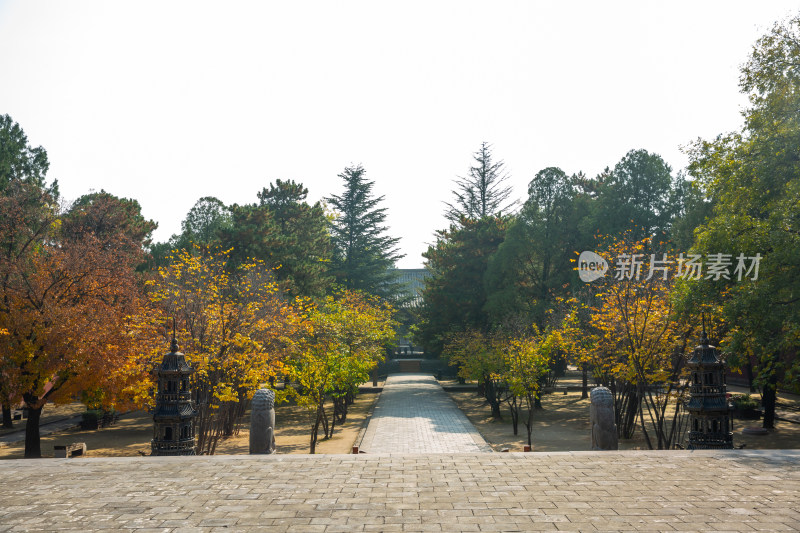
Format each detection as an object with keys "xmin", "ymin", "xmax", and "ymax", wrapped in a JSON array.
[
  {"xmin": 0, "ymin": 185, "xmax": 149, "ymax": 457},
  {"xmin": 140, "ymin": 247, "xmax": 304, "ymax": 455}
]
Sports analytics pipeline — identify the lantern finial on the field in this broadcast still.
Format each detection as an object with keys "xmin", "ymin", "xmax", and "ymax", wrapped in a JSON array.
[
  {"xmin": 701, "ymin": 313, "xmax": 709, "ymax": 346},
  {"xmin": 170, "ymin": 318, "xmax": 178, "ymax": 353}
]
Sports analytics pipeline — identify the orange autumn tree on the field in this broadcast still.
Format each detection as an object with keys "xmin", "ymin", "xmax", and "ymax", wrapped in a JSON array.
[
  {"xmin": 588, "ymin": 234, "xmax": 693, "ymax": 449},
  {"xmin": 144, "ymin": 247, "xmax": 302, "ymax": 455},
  {"xmin": 0, "ymin": 184, "xmax": 151, "ymax": 458}
]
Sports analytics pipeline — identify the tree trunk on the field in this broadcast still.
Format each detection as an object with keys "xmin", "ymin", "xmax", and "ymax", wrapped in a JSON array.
[
  {"xmin": 745, "ymin": 359, "xmax": 756, "ymax": 393},
  {"xmin": 506, "ymin": 396, "xmax": 519, "ymax": 435},
  {"xmin": 310, "ymin": 406, "xmax": 324, "ymax": 454},
  {"xmin": 762, "ymin": 374, "xmax": 778, "ymax": 430},
  {"xmin": 24, "ymin": 403, "xmax": 44, "ymax": 458},
  {"xmin": 2, "ymin": 403, "xmax": 13, "ymax": 429},
  {"xmin": 581, "ymin": 364, "xmax": 589, "ymax": 400},
  {"xmin": 524, "ymin": 393, "xmax": 535, "ymax": 447},
  {"xmin": 484, "ymin": 377, "xmax": 502, "ymax": 420}
]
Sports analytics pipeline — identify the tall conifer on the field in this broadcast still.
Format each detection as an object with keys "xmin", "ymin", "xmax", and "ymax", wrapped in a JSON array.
[{"xmin": 327, "ymin": 165, "xmax": 404, "ymax": 300}]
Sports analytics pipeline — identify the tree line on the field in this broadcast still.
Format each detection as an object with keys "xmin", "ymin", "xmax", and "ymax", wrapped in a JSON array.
[
  {"xmin": 416, "ymin": 14, "xmax": 800, "ymax": 447},
  {"xmin": 2, "ymin": 11, "xmax": 798, "ymax": 457},
  {"xmin": 0, "ymin": 132, "xmax": 402, "ymax": 457}
]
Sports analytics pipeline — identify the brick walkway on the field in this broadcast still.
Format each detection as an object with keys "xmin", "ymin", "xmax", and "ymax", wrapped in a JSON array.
[
  {"xmin": 0, "ymin": 450, "xmax": 798, "ymax": 531},
  {"xmin": 359, "ymin": 374, "xmax": 491, "ymax": 454}
]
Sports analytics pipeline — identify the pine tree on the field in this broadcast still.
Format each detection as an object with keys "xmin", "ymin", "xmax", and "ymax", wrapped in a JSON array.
[
  {"xmin": 445, "ymin": 142, "xmax": 514, "ymax": 223},
  {"xmin": 326, "ymin": 165, "xmax": 404, "ymax": 300}
]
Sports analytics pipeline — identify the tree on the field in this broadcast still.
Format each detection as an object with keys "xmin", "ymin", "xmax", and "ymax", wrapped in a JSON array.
[
  {"xmin": 444, "ymin": 329, "xmax": 506, "ymax": 419},
  {"xmin": 484, "ymin": 168, "xmax": 591, "ymax": 328},
  {"xmin": 1, "ymin": 115, "xmax": 56, "ymax": 429},
  {"xmin": 326, "ymin": 165, "xmax": 404, "ymax": 300},
  {"xmin": 445, "ymin": 142, "xmax": 514, "ymax": 222},
  {"xmin": 592, "ymin": 149, "xmax": 681, "ymax": 241},
  {"xmin": 502, "ymin": 330, "xmax": 555, "ymax": 447},
  {"xmin": 179, "ymin": 196, "xmax": 231, "ymax": 247},
  {"xmin": 589, "ymin": 235, "xmax": 692, "ymax": 449},
  {"xmin": 256, "ymin": 179, "xmax": 332, "ymax": 298},
  {"xmin": 417, "ymin": 216, "xmax": 507, "ymax": 356},
  {"xmin": 289, "ymin": 291, "xmax": 395, "ymax": 453},
  {"xmin": 0, "ymin": 183, "xmax": 57, "ymax": 430},
  {"xmin": 1, "ymin": 118, "xmax": 151, "ymax": 454},
  {"xmin": 61, "ymin": 190, "xmax": 157, "ymax": 257},
  {"xmin": 683, "ymin": 13, "xmax": 800, "ymax": 428},
  {"xmin": 144, "ymin": 247, "xmax": 301, "ymax": 455},
  {"xmin": 0, "ymin": 114, "xmax": 51, "ymax": 192},
  {"xmin": 0, "ymin": 188, "xmax": 148, "ymax": 457}
]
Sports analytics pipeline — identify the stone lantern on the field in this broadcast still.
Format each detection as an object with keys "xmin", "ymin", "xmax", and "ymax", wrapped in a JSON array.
[
  {"xmin": 151, "ymin": 337, "xmax": 197, "ymax": 456},
  {"xmin": 686, "ymin": 330, "xmax": 733, "ymax": 450}
]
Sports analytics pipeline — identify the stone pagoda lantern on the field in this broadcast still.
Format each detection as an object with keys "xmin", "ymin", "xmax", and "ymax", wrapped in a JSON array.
[
  {"xmin": 151, "ymin": 337, "xmax": 197, "ymax": 456},
  {"xmin": 686, "ymin": 329, "xmax": 733, "ymax": 450}
]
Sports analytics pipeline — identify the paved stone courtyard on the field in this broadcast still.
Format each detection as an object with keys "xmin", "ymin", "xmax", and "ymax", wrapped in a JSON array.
[
  {"xmin": 359, "ymin": 374, "xmax": 492, "ymax": 454},
  {"xmin": 1, "ymin": 375, "xmax": 799, "ymax": 531},
  {"xmin": 1, "ymin": 450, "xmax": 799, "ymax": 532}
]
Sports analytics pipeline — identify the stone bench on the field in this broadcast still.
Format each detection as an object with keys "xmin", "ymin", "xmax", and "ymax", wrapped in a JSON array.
[{"xmin": 54, "ymin": 442, "xmax": 86, "ymax": 458}]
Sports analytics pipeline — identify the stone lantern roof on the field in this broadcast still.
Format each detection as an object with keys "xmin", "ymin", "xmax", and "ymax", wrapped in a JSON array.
[
  {"xmin": 687, "ymin": 331, "xmax": 722, "ymax": 366},
  {"xmin": 156, "ymin": 338, "xmax": 191, "ymax": 371}
]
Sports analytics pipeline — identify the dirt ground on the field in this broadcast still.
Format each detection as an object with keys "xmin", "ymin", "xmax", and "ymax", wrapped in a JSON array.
[
  {"xmin": 0, "ymin": 392, "xmax": 379, "ymax": 459},
  {"xmin": 446, "ymin": 386, "xmax": 800, "ymax": 452},
  {"xmin": 2, "ymin": 376, "xmax": 798, "ymax": 458}
]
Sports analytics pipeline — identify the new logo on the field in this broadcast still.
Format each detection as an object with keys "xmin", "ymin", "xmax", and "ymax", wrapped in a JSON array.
[{"xmin": 577, "ymin": 251, "xmax": 608, "ymax": 282}]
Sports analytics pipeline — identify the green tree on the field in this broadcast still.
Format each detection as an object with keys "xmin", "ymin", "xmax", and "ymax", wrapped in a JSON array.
[
  {"xmin": 326, "ymin": 165, "xmax": 403, "ymax": 300},
  {"xmin": 147, "ymin": 196, "xmax": 231, "ymax": 269},
  {"xmin": 445, "ymin": 142, "xmax": 514, "ymax": 222},
  {"xmin": 502, "ymin": 330, "xmax": 555, "ymax": 447},
  {"xmin": 444, "ymin": 329, "xmax": 506, "ymax": 419},
  {"xmin": 484, "ymin": 168, "xmax": 591, "ymax": 328},
  {"xmin": 289, "ymin": 291, "xmax": 395, "ymax": 453},
  {"xmin": 179, "ymin": 196, "xmax": 231, "ymax": 247},
  {"xmin": 683, "ymin": 13, "xmax": 800, "ymax": 428},
  {"xmin": 593, "ymin": 149, "xmax": 680, "ymax": 241},
  {"xmin": 256, "ymin": 179, "xmax": 332, "ymax": 298},
  {"xmin": 62, "ymin": 190, "xmax": 157, "ymax": 259},
  {"xmin": 0, "ymin": 114, "xmax": 51, "ymax": 193},
  {"xmin": 417, "ymin": 216, "xmax": 507, "ymax": 356}
]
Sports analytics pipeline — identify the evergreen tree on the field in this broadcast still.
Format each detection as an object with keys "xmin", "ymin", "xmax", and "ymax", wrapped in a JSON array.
[
  {"xmin": 326, "ymin": 165, "xmax": 403, "ymax": 300},
  {"xmin": 179, "ymin": 196, "xmax": 231, "ymax": 247},
  {"xmin": 417, "ymin": 216, "xmax": 507, "ymax": 356},
  {"xmin": 591, "ymin": 149, "xmax": 679, "ymax": 240},
  {"xmin": 484, "ymin": 168, "xmax": 592, "ymax": 328},
  {"xmin": 445, "ymin": 142, "xmax": 514, "ymax": 223},
  {"xmin": 256, "ymin": 179, "xmax": 332, "ymax": 298}
]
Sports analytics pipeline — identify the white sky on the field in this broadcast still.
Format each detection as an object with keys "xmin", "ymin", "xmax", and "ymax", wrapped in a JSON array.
[{"xmin": 1, "ymin": 1, "xmax": 797, "ymax": 268}]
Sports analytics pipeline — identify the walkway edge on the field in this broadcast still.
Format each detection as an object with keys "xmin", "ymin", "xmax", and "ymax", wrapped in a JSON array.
[{"xmin": 353, "ymin": 387, "xmax": 384, "ymax": 452}]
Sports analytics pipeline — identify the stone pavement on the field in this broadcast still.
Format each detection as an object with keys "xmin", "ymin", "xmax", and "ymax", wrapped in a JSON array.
[
  {"xmin": 359, "ymin": 374, "xmax": 492, "ymax": 454},
  {"xmin": 0, "ymin": 450, "xmax": 799, "ymax": 532}
]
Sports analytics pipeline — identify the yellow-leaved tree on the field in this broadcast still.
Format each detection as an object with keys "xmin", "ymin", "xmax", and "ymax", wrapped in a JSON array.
[
  {"xmin": 501, "ymin": 329, "xmax": 557, "ymax": 447},
  {"xmin": 289, "ymin": 290, "xmax": 395, "ymax": 454},
  {"xmin": 143, "ymin": 247, "xmax": 302, "ymax": 455},
  {"xmin": 589, "ymin": 234, "xmax": 692, "ymax": 449}
]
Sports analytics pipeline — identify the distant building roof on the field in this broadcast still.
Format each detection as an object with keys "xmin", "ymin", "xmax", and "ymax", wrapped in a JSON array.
[{"xmin": 394, "ymin": 268, "xmax": 429, "ymax": 307}]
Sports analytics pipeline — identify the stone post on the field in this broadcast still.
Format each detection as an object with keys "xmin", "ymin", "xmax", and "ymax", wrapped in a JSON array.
[
  {"xmin": 590, "ymin": 386, "xmax": 618, "ymax": 450},
  {"xmin": 249, "ymin": 388, "xmax": 276, "ymax": 454}
]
